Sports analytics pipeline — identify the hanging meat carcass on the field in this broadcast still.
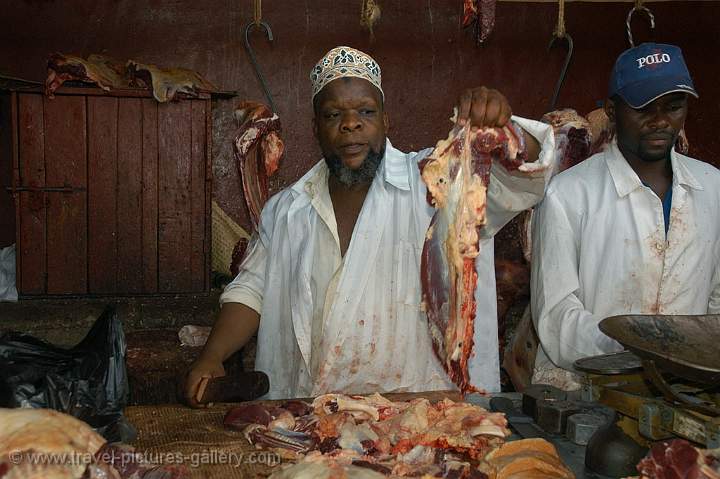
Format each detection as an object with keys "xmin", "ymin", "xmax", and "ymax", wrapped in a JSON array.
[
  {"xmin": 233, "ymin": 101, "xmax": 283, "ymax": 229},
  {"xmin": 419, "ymin": 120, "xmax": 528, "ymax": 393},
  {"xmin": 230, "ymin": 101, "xmax": 284, "ymax": 274},
  {"xmin": 463, "ymin": 0, "xmax": 497, "ymax": 45}
]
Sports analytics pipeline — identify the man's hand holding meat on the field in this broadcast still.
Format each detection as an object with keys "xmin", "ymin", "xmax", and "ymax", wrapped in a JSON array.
[
  {"xmin": 456, "ymin": 86, "xmax": 540, "ymax": 162},
  {"xmin": 184, "ymin": 46, "xmax": 555, "ymax": 404}
]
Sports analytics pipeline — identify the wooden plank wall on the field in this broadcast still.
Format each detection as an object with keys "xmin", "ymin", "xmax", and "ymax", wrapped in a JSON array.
[
  {"xmin": 17, "ymin": 94, "xmax": 46, "ymax": 294},
  {"xmin": 141, "ymin": 99, "xmax": 159, "ymax": 293},
  {"xmin": 88, "ymin": 96, "xmax": 119, "ymax": 293},
  {"xmin": 14, "ymin": 92, "xmax": 210, "ymax": 296},
  {"xmin": 44, "ymin": 96, "xmax": 88, "ymax": 294},
  {"xmin": 158, "ymin": 101, "xmax": 193, "ymax": 293},
  {"xmin": 0, "ymin": 94, "xmax": 15, "ymax": 247}
]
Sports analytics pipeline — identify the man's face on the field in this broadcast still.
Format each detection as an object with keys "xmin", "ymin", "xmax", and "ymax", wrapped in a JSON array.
[
  {"xmin": 313, "ymin": 77, "xmax": 389, "ymax": 186},
  {"xmin": 606, "ymin": 92, "xmax": 689, "ymax": 163}
]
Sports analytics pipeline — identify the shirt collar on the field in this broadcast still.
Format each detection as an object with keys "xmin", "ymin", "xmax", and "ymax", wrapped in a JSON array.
[
  {"xmin": 606, "ymin": 140, "xmax": 703, "ymax": 198},
  {"xmin": 291, "ymin": 137, "xmax": 411, "ymax": 196},
  {"xmin": 380, "ymin": 138, "xmax": 411, "ymax": 191}
]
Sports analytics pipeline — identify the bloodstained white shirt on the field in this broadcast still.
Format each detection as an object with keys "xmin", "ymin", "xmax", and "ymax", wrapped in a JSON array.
[
  {"xmin": 531, "ymin": 142, "xmax": 720, "ymax": 382},
  {"xmin": 222, "ymin": 117, "xmax": 555, "ymax": 399}
]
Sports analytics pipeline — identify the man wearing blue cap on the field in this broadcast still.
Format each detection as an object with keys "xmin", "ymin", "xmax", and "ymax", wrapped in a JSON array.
[{"xmin": 530, "ymin": 43, "xmax": 720, "ymax": 388}]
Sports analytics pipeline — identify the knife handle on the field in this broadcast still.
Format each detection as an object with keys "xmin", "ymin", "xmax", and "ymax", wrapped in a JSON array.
[{"xmin": 197, "ymin": 371, "xmax": 270, "ymax": 403}]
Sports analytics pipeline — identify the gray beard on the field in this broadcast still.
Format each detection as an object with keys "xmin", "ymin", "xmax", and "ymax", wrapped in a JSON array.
[{"xmin": 325, "ymin": 146, "xmax": 385, "ymax": 187}]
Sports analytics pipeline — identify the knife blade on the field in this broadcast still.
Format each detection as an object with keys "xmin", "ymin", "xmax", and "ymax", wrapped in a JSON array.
[{"xmin": 490, "ymin": 396, "xmax": 551, "ymax": 440}]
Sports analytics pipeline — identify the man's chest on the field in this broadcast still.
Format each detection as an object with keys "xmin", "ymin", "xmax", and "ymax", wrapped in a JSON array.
[{"xmin": 576, "ymin": 187, "xmax": 718, "ymax": 311}]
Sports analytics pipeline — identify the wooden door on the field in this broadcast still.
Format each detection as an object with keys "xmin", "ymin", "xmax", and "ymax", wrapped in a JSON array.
[{"xmin": 13, "ymin": 89, "xmax": 210, "ymax": 296}]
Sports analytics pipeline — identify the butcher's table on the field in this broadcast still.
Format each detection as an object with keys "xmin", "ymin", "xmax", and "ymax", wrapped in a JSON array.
[{"xmin": 125, "ymin": 391, "xmax": 599, "ymax": 479}]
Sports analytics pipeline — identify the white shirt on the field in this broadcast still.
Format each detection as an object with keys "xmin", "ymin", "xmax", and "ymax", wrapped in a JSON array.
[
  {"xmin": 222, "ymin": 116, "xmax": 555, "ymax": 399},
  {"xmin": 531, "ymin": 141, "xmax": 720, "ymax": 379}
]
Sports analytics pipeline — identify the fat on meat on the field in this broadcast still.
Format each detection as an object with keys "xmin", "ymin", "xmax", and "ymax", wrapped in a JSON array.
[
  {"xmin": 230, "ymin": 101, "xmax": 284, "ymax": 273},
  {"xmin": 0, "ymin": 408, "xmax": 186, "ymax": 479},
  {"xmin": 419, "ymin": 120, "xmax": 527, "ymax": 393}
]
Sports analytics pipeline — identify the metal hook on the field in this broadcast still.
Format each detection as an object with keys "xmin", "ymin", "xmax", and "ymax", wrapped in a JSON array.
[
  {"xmin": 626, "ymin": 5, "xmax": 655, "ymax": 47},
  {"xmin": 547, "ymin": 33, "xmax": 574, "ymax": 112},
  {"xmin": 244, "ymin": 21, "xmax": 276, "ymax": 112}
]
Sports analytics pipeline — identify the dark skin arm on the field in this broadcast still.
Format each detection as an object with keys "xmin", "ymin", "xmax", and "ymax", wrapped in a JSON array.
[
  {"xmin": 456, "ymin": 86, "xmax": 541, "ymax": 162},
  {"xmin": 183, "ymin": 303, "xmax": 260, "ymax": 408}
]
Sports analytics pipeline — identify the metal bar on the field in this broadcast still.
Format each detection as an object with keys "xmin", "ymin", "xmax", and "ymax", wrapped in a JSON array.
[{"xmin": 6, "ymin": 186, "xmax": 87, "ymax": 192}]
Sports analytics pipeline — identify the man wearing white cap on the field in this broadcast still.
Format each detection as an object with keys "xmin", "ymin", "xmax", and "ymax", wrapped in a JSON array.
[
  {"xmin": 186, "ymin": 46, "xmax": 556, "ymax": 402},
  {"xmin": 531, "ymin": 43, "xmax": 720, "ymax": 388}
]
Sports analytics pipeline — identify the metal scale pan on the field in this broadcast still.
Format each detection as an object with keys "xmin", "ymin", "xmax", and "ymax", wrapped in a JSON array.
[{"xmin": 599, "ymin": 314, "xmax": 720, "ymax": 416}]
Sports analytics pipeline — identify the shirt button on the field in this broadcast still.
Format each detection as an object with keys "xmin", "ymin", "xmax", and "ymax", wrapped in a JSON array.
[{"xmin": 655, "ymin": 242, "xmax": 665, "ymax": 252}]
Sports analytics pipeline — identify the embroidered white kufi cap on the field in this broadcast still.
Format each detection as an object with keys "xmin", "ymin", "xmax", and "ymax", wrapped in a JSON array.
[{"xmin": 310, "ymin": 46, "xmax": 383, "ymax": 100}]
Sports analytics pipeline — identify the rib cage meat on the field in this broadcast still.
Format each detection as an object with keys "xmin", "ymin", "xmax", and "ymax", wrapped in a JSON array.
[{"xmin": 420, "ymin": 122, "xmax": 527, "ymax": 393}]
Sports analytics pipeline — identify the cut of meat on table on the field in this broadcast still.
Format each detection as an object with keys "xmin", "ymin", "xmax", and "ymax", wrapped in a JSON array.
[
  {"xmin": 637, "ymin": 439, "xmax": 720, "ymax": 479},
  {"xmin": 0, "ymin": 408, "xmax": 186, "ymax": 479},
  {"xmin": 479, "ymin": 438, "xmax": 575, "ymax": 479},
  {"xmin": 419, "ymin": 121, "xmax": 527, "ymax": 393},
  {"xmin": 226, "ymin": 393, "xmax": 519, "ymax": 477},
  {"xmin": 269, "ymin": 460, "xmax": 387, "ymax": 479}
]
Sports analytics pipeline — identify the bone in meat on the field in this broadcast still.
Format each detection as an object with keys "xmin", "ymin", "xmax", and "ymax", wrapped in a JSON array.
[{"xmin": 420, "ymin": 122, "xmax": 527, "ymax": 393}]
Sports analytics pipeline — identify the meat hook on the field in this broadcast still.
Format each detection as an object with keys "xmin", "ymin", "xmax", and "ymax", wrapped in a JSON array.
[
  {"xmin": 626, "ymin": 2, "xmax": 655, "ymax": 47},
  {"xmin": 244, "ymin": 20, "xmax": 276, "ymax": 112},
  {"xmin": 547, "ymin": 0, "xmax": 573, "ymax": 112}
]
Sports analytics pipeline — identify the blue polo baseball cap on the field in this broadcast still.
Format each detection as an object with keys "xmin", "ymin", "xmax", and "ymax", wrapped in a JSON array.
[{"xmin": 608, "ymin": 43, "xmax": 698, "ymax": 108}]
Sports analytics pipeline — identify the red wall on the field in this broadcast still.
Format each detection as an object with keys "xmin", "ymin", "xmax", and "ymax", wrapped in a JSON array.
[{"xmin": 1, "ymin": 0, "xmax": 718, "ymax": 236}]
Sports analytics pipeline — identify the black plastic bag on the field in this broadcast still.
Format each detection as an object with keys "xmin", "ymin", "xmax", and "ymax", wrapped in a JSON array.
[{"xmin": 0, "ymin": 304, "xmax": 135, "ymax": 442}]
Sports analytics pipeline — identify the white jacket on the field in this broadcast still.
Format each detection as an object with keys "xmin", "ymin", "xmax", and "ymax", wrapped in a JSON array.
[
  {"xmin": 222, "ymin": 117, "xmax": 555, "ymax": 399},
  {"xmin": 531, "ymin": 141, "xmax": 720, "ymax": 378}
]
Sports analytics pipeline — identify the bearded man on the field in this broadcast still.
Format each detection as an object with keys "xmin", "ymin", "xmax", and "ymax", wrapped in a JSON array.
[{"xmin": 185, "ymin": 46, "xmax": 556, "ymax": 403}]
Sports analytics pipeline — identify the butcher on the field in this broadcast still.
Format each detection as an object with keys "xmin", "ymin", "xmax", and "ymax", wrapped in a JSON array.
[
  {"xmin": 185, "ymin": 46, "xmax": 555, "ymax": 403},
  {"xmin": 531, "ymin": 42, "xmax": 720, "ymax": 389}
]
